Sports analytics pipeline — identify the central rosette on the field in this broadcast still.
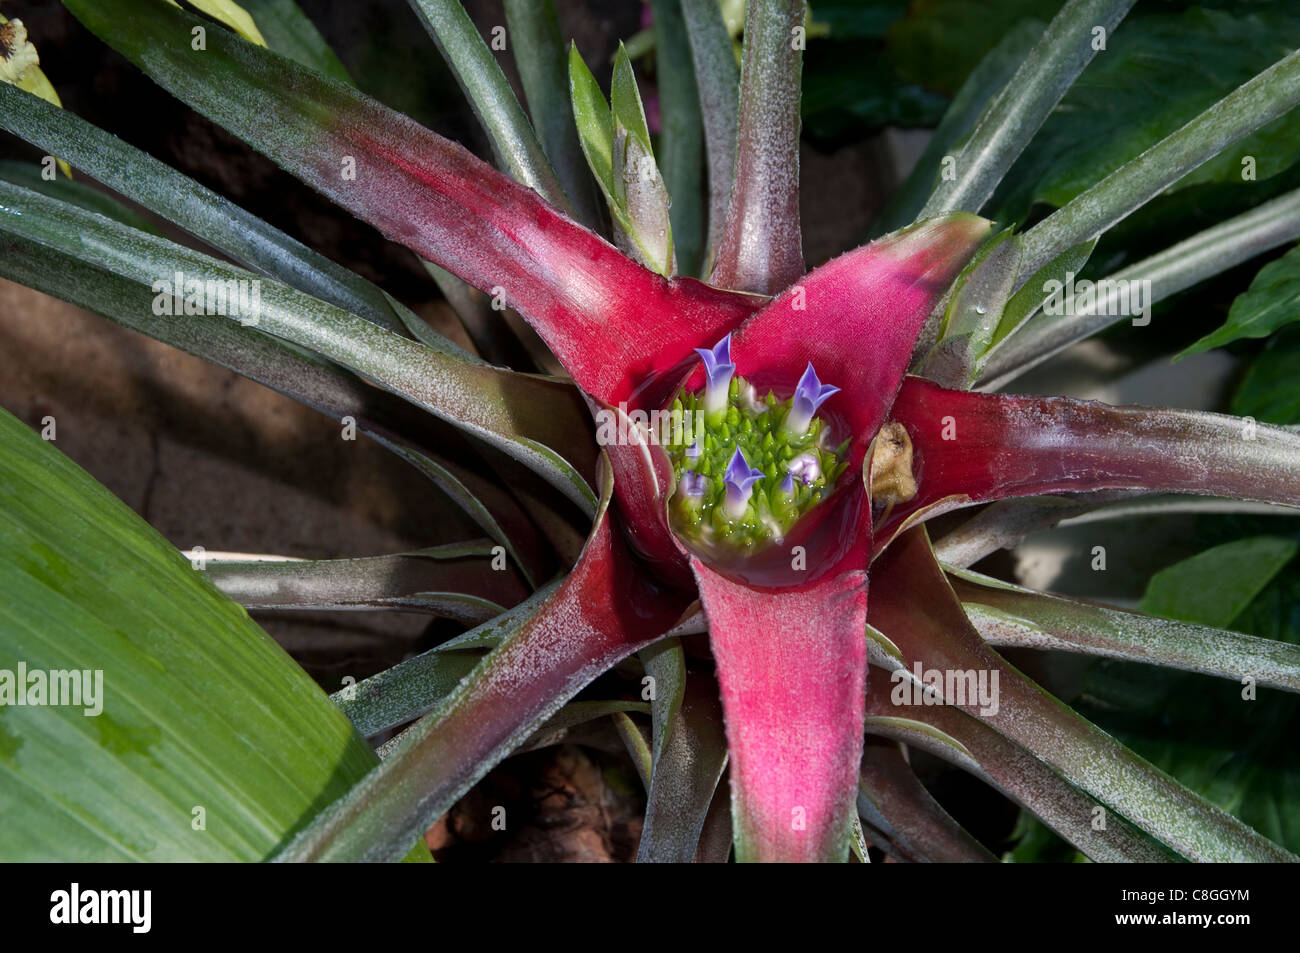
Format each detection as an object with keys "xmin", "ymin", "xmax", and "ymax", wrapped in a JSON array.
[{"xmin": 664, "ymin": 334, "xmax": 848, "ymax": 554}]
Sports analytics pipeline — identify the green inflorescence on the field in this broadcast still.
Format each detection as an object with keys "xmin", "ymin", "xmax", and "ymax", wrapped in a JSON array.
[{"xmin": 665, "ymin": 376, "xmax": 850, "ymax": 553}]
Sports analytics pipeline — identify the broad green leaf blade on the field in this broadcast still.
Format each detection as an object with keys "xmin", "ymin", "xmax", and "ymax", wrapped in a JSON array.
[
  {"xmin": 710, "ymin": 0, "xmax": 805, "ymax": 295},
  {"xmin": 407, "ymin": 0, "xmax": 569, "ymax": 211},
  {"xmin": 203, "ymin": 544, "xmax": 525, "ymax": 624},
  {"xmin": 0, "ymin": 179, "xmax": 598, "ymax": 515},
  {"xmin": 1183, "ymin": 243, "xmax": 1300, "ymax": 356},
  {"xmin": 274, "ymin": 457, "xmax": 692, "ymax": 861},
  {"xmin": 984, "ymin": 189, "xmax": 1300, "ymax": 387},
  {"xmin": 950, "ymin": 565, "xmax": 1300, "ymax": 694},
  {"xmin": 1233, "ymin": 324, "xmax": 1300, "ymax": 425},
  {"xmin": 0, "ymin": 405, "xmax": 397, "ymax": 861},
  {"xmin": 1140, "ymin": 536, "xmax": 1299, "ymax": 629},
  {"xmin": 241, "ymin": 0, "xmax": 352, "ymax": 82},
  {"xmin": 502, "ymin": 0, "xmax": 603, "ymax": 230},
  {"xmin": 919, "ymin": 0, "xmax": 1136, "ymax": 219},
  {"xmin": 649, "ymin": 0, "xmax": 705, "ymax": 276},
  {"xmin": 1018, "ymin": 47, "xmax": 1300, "ymax": 279},
  {"xmin": 0, "ymin": 83, "xmax": 439, "ymax": 344},
  {"xmin": 681, "ymin": 0, "xmax": 739, "ymax": 269}
]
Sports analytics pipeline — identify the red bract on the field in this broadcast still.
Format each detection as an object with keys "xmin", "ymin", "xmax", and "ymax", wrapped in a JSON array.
[{"xmin": 268, "ymin": 100, "xmax": 1297, "ymax": 861}]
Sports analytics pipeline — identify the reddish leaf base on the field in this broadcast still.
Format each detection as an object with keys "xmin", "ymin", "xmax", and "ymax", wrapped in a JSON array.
[{"xmin": 693, "ymin": 558, "xmax": 868, "ymax": 862}]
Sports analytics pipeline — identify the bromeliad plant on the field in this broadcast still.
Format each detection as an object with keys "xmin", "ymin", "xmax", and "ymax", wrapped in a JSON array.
[{"xmin": 3, "ymin": 0, "xmax": 1300, "ymax": 862}]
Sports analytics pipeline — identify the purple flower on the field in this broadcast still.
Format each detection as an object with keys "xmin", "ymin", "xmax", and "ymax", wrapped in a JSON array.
[
  {"xmin": 786, "ymin": 452, "xmax": 822, "ymax": 486},
  {"xmin": 723, "ymin": 448, "xmax": 764, "ymax": 518},
  {"xmin": 694, "ymin": 334, "xmax": 735, "ymax": 421},
  {"xmin": 678, "ymin": 469, "xmax": 707, "ymax": 500},
  {"xmin": 783, "ymin": 362, "xmax": 840, "ymax": 436},
  {"xmin": 686, "ymin": 440, "xmax": 701, "ymax": 460}
]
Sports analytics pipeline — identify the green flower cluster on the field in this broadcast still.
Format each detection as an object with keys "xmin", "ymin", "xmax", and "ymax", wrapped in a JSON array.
[{"xmin": 665, "ymin": 377, "xmax": 849, "ymax": 553}]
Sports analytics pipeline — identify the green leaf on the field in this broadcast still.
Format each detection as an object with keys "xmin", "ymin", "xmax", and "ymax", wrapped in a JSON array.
[
  {"xmin": 569, "ymin": 43, "xmax": 674, "ymax": 275},
  {"xmin": 918, "ymin": 0, "xmax": 1136, "ymax": 219},
  {"xmin": 0, "ymin": 404, "xmax": 400, "ymax": 860},
  {"xmin": 987, "ymin": 236, "xmax": 1095, "ymax": 352},
  {"xmin": 923, "ymin": 228, "xmax": 1021, "ymax": 387},
  {"xmin": 1182, "ymin": 243, "xmax": 1300, "ymax": 355},
  {"xmin": 610, "ymin": 44, "xmax": 654, "ymax": 155},
  {"xmin": 1078, "ymin": 547, "xmax": 1300, "ymax": 854},
  {"xmin": 240, "ymin": 0, "xmax": 351, "ymax": 82},
  {"xmin": 1016, "ymin": 43, "xmax": 1300, "ymax": 279},
  {"xmin": 0, "ymin": 159, "xmax": 159, "ymax": 234},
  {"xmin": 203, "ymin": 543, "xmax": 524, "ymax": 624},
  {"xmin": 1233, "ymin": 325, "xmax": 1300, "ymax": 425},
  {"xmin": 274, "ymin": 457, "xmax": 690, "ymax": 861},
  {"xmin": 408, "ymin": 0, "xmax": 569, "ymax": 211},
  {"xmin": 952, "ymin": 566, "xmax": 1300, "ymax": 694},
  {"xmin": 0, "ymin": 83, "xmax": 435, "ymax": 344},
  {"xmin": 864, "ymin": 674, "xmax": 1169, "ymax": 862},
  {"xmin": 1139, "ymin": 536, "xmax": 1299, "ymax": 628},
  {"xmin": 609, "ymin": 44, "xmax": 674, "ymax": 275},
  {"xmin": 981, "ymin": 187, "xmax": 1300, "ymax": 388},
  {"xmin": 873, "ymin": 18, "xmax": 1043, "ymax": 235},
  {"xmin": 682, "ymin": 0, "xmax": 740, "ymax": 264},
  {"xmin": 0, "ymin": 178, "xmax": 598, "ymax": 516},
  {"xmin": 873, "ymin": 528, "xmax": 1292, "ymax": 861},
  {"xmin": 331, "ymin": 580, "xmax": 559, "ymax": 738},
  {"xmin": 636, "ymin": 648, "xmax": 729, "ymax": 863},
  {"xmin": 502, "ymin": 0, "xmax": 602, "ymax": 229},
  {"xmin": 650, "ymin": 0, "xmax": 705, "ymax": 276},
  {"xmin": 174, "ymin": 0, "xmax": 267, "ymax": 45},
  {"xmin": 993, "ymin": 8, "xmax": 1300, "ymax": 224},
  {"xmin": 858, "ymin": 737, "xmax": 997, "ymax": 862},
  {"xmin": 884, "ymin": 0, "xmax": 1062, "ymax": 95},
  {"xmin": 568, "ymin": 44, "xmax": 616, "ymax": 196}
]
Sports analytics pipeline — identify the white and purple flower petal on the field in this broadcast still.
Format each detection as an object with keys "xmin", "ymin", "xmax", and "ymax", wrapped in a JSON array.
[
  {"xmin": 723, "ymin": 448, "xmax": 765, "ymax": 518},
  {"xmin": 783, "ymin": 363, "xmax": 840, "ymax": 436},
  {"xmin": 694, "ymin": 334, "xmax": 736, "ymax": 423}
]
